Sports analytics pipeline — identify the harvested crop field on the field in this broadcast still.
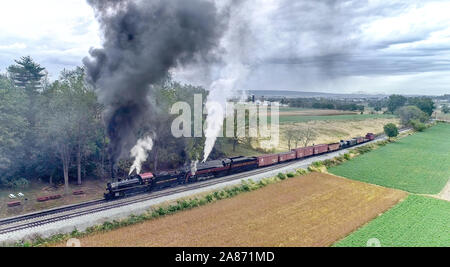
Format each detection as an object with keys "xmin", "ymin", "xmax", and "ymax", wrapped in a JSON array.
[
  {"xmin": 334, "ymin": 195, "xmax": 450, "ymax": 247},
  {"xmin": 278, "ymin": 114, "xmax": 395, "ymax": 124},
  {"xmin": 270, "ymin": 117, "xmax": 399, "ymax": 151},
  {"xmin": 329, "ymin": 123, "xmax": 450, "ymax": 194},
  {"xmin": 66, "ymin": 173, "xmax": 407, "ymax": 247}
]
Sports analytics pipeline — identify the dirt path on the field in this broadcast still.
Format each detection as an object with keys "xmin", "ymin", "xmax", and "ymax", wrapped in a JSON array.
[
  {"xmin": 438, "ymin": 180, "xmax": 450, "ymax": 201},
  {"xmin": 57, "ymin": 173, "xmax": 407, "ymax": 247}
]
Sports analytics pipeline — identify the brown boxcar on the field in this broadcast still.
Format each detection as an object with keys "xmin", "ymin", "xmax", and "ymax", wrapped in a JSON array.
[
  {"xmin": 328, "ymin": 143, "xmax": 341, "ymax": 152},
  {"xmin": 279, "ymin": 151, "xmax": 297, "ymax": 163},
  {"xmin": 293, "ymin": 146, "xmax": 314, "ymax": 159},
  {"xmin": 366, "ymin": 133, "xmax": 375, "ymax": 141},
  {"xmin": 356, "ymin": 137, "xmax": 365, "ymax": 144},
  {"xmin": 257, "ymin": 154, "xmax": 280, "ymax": 167},
  {"xmin": 313, "ymin": 144, "xmax": 329, "ymax": 155}
]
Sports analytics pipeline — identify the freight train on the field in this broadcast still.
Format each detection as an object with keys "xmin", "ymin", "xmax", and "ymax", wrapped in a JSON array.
[{"xmin": 104, "ymin": 133, "xmax": 376, "ymax": 200}]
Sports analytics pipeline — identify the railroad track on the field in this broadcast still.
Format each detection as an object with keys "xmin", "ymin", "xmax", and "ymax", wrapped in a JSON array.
[
  {"xmin": 0, "ymin": 159, "xmax": 312, "ymax": 235},
  {"xmin": 0, "ymin": 129, "xmax": 410, "ymax": 235}
]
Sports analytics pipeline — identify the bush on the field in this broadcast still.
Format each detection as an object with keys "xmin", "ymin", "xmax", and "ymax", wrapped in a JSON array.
[
  {"xmin": 355, "ymin": 145, "xmax": 372, "ymax": 155},
  {"xmin": 411, "ymin": 120, "xmax": 426, "ymax": 132},
  {"xmin": 312, "ymin": 161, "xmax": 324, "ymax": 168},
  {"xmin": 442, "ymin": 105, "xmax": 450, "ymax": 114},
  {"xmin": 287, "ymin": 173, "xmax": 295, "ymax": 178},
  {"xmin": 277, "ymin": 173, "xmax": 287, "ymax": 180},
  {"xmin": 296, "ymin": 169, "xmax": 308, "ymax": 175},
  {"xmin": 322, "ymin": 159, "xmax": 335, "ymax": 168},
  {"xmin": 1, "ymin": 177, "xmax": 29, "ymax": 189}
]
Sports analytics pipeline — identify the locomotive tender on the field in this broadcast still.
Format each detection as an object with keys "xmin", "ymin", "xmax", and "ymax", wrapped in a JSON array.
[{"xmin": 104, "ymin": 133, "xmax": 376, "ymax": 200}]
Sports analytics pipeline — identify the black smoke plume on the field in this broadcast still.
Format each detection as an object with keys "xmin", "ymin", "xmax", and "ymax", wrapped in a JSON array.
[{"xmin": 83, "ymin": 0, "xmax": 224, "ymax": 166}]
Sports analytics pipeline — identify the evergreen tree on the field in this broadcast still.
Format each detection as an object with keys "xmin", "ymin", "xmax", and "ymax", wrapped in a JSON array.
[{"xmin": 7, "ymin": 56, "xmax": 46, "ymax": 92}]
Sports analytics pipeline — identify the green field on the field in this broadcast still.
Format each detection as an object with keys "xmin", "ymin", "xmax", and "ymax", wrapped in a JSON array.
[
  {"xmin": 329, "ymin": 123, "xmax": 450, "ymax": 194},
  {"xmin": 278, "ymin": 114, "xmax": 395, "ymax": 124},
  {"xmin": 334, "ymin": 195, "xmax": 450, "ymax": 247}
]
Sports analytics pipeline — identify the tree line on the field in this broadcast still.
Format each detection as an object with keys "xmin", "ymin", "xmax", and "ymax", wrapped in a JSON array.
[
  {"xmin": 282, "ymin": 98, "xmax": 365, "ymax": 112},
  {"xmin": 0, "ymin": 56, "xmax": 214, "ymax": 192}
]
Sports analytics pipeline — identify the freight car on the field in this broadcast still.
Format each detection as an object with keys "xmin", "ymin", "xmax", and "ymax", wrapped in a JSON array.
[
  {"xmin": 313, "ymin": 144, "xmax": 329, "ymax": 155},
  {"xmin": 292, "ymin": 146, "xmax": 314, "ymax": 159},
  {"xmin": 105, "ymin": 132, "xmax": 378, "ymax": 200},
  {"xmin": 257, "ymin": 154, "xmax": 280, "ymax": 167},
  {"xmin": 328, "ymin": 143, "xmax": 340, "ymax": 152},
  {"xmin": 279, "ymin": 151, "xmax": 297, "ymax": 163}
]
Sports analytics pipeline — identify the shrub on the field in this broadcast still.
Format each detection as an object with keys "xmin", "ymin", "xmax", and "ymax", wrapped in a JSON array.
[
  {"xmin": 205, "ymin": 194, "xmax": 214, "ymax": 203},
  {"xmin": 411, "ymin": 120, "xmax": 426, "ymax": 132},
  {"xmin": 1, "ymin": 177, "xmax": 29, "ymax": 189},
  {"xmin": 355, "ymin": 145, "xmax": 372, "ymax": 155},
  {"xmin": 296, "ymin": 169, "xmax": 308, "ymax": 175},
  {"xmin": 312, "ymin": 161, "xmax": 324, "ymax": 168},
  {"xmin": 277, "ymin": 173, "xmax": 287, "ymax": 180},
  {"xmin": 322, "ymin": 159, "xmax": 335, "ymax": 168},
  {"xmin": 287, "ymin": 173, "xmax": 295, "ymax": 178},
  {"xmin": 442, "ymin": 105, "xmax": 450, "ymax": 114}
]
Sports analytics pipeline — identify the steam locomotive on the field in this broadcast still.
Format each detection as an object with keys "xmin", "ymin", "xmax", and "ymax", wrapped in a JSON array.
[{"xmin": 104, "ymin": 133, "xmax": 376, "ymax": 200}]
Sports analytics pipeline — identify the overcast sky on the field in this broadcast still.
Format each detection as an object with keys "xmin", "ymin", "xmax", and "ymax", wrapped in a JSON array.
[{"xmin": 1, "ymin": 0, "xmax": 450, "ymax": 95}]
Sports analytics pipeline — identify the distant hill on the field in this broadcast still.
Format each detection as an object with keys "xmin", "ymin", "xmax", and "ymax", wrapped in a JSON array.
[{"xmin": 242, "ymin": 90, "xmax": 387, "ymax": 99}]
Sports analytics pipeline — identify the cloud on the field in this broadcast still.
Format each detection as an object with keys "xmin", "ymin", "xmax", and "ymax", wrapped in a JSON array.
[
  {"xmin": 0, "ymin": 0, "xmax": 100, "ymax": 78},
  {"xmin": 0, "ymin": 0, "xmax": 449, "ymax": 95}
]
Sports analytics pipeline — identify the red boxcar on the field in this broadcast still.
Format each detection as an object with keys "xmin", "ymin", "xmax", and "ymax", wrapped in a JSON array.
[
  {"xmin": 49, "ymin": 194, "xmax": 62, "ymax": 200},
  {"xmin": 278, "ymin": 151, "xmax": 296, "ymax": 163},
  {"xmin": 313, "ymin": 144, "xmax": 329, "ymax": 155},
  {"xmin": 37, "ymin": 196, "xmax": 50, "ymax": 202},
  {"xmin": 366, "ymin": 133, "xmax": 375, "ymax": 141},
  {"xmin": 293, "ymin": 146, "xmax": 314, "ymax": 159},
  {"xmin": 328, "ymin": 143, "xmax": 340, "ymax": 152},
  {"xmin": 257, "ymin": 154, "xmax": 280, "ymax": 167},
  {"xmin": 356, "ymin": 137, "xmax": 365, "ymax": 144},
  {"xmin": 7, "ymin": 201, "xmax": 21, "ymax": 207}
]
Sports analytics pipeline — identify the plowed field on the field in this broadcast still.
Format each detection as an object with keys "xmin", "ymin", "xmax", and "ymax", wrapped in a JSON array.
[{"xmin": 65, "ymin": 173, "xmax": 407, "ymax": 247}]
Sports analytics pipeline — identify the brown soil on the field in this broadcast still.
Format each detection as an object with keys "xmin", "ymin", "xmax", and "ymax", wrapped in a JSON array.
[{"xmin": 65, "ymin": 173, "xmax": 407, "ymax": 247}]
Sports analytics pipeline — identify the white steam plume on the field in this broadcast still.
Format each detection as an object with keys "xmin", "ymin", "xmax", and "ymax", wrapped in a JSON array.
[
  {"xmin": 203, "ymin": 62, "xmax": 248, "ymax": 162},
  {"xmin": 202, "ymin": 2, "xmax": 250, "ymax": 162},
  {"xmin": 129, "ymin": 136, "xmax": 154, "ymax": 175}
]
